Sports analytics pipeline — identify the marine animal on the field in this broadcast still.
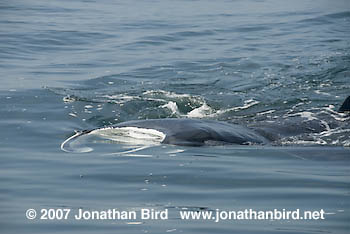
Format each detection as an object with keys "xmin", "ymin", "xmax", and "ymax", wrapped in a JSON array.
[{"xmin": 61, "ymin": 96, "xmax": 349, "ymax": 150}]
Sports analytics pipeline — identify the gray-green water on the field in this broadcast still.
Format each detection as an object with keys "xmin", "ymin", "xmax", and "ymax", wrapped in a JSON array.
[{"xmin": 0, "ymin": 0, "xmax": 349, "ymax": 233}]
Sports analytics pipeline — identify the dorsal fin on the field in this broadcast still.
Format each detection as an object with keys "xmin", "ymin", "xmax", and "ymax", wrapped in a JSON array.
[{"xmin": 338, "ymin": 96, "xmax": 350, "ymax": 113}]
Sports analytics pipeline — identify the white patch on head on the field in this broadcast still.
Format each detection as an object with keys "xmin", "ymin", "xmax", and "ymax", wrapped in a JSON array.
[
  {"xmin": 61, "ymin": 127, "xmax": 167, "ymax": 153},
  {"xmin": 89, "ymin": 127, "xmax": 166, "ymax": 145}
]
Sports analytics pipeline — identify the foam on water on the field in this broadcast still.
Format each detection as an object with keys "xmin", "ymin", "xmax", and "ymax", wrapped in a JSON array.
[
  {"xmin": 146, "ymin": 90, "xmax": 260, "ymax": 118},
  {"xmin": 187, "ymin": 103, "xmax": 213, "ymax": 118},
  {"xmin": 276, "ymin": 106, "xmax": 350, "ymax": 147},
  {"xmin": 161, "ymin": 101, "xmax": 180, "ymax": 115}
]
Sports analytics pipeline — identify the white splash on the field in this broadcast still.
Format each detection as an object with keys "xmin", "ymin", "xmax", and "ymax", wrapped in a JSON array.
[
  {"xmin": 158, "ymin": 93, "xmax": 259, "ymax": 118},
  {"xmin": 68, "ymin": 113, "xmax": 78, "ymax": 117},
  {"xmin": 287, "ymin": 111, "xmax": 318, "ymax": 121},
  {"xmin": 280, "ymin": 137, "xmax": 328, "ymax": 146},
  {"xmin": 101, "ymin": 94, "xmax": 140, "ymax": 104},
  {"xmin": 161, "ymin": 101, "xmax": 180, "ymax": 115},
  {"xmin": 257, "ymin": 110, "xmax": 276, "ymax": 116},
  {"xmin": 314, "ymin": 90, "xmax": 331, "ymax": 96},
  {"xmin": 143, "ymin": 90, "xmax": 193, "ymax": 99},
  {"xmin": 187, "ymin": 103, "xmax": 213, "ymax": 118},
  {"xmin": 63, "ymin": 95, "xmax": 76, "ymax": 103},
  {"xmin": 215, "ymin": 99, "xmax": 259, "ymax": 115},
  {"xmin": 84, "ymin": 105, "xmax": 93, "ymax": 109}
]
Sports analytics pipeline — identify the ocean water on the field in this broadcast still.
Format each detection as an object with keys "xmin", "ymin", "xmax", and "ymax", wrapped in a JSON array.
[{"xmin": 1, "ymin": 0, "xmax": 349, "ymax": 233}]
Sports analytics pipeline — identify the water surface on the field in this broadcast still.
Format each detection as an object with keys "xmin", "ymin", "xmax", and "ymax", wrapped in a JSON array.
[{"xmin": 0, "ymin": 0, "xmax": 349, "ymax": 233}]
